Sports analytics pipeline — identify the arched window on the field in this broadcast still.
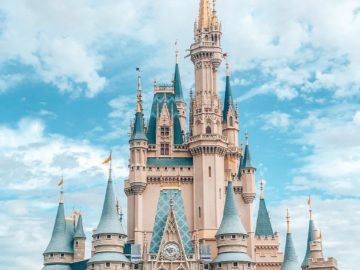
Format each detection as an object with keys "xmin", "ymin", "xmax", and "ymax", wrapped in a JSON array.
[
  {"xmin": 206, "ymin": 126, "xmax": 211, "ymax": 134},
  {"xmin": 229, "ymin": 116, "xmax": 233, "ymax": 127},
  {"xmin": 198, "ymin": 207, "xmax": 201, "ymax": 218},
  {"xmin": 208, "ymin": 166, "xmax": 212, "ymax": 177}
]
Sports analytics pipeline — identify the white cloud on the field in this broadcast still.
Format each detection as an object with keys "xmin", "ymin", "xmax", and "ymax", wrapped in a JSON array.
[
  {"xmin": 261, "ymin": 111, "xmax": 291, "ymax": 130},
  {"xmin": 353, "ymin": 111, "xmax": 360, "ymax": 125},
  {"xmin": 0, "ymin": 118, "xmax": 129, "ymax": 270}
]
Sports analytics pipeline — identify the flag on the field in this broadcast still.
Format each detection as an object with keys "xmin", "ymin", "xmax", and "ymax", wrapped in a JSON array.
[
  {"xmin": 307, "ymin": 196, "xmax": 312, "ymax": 206},
  {"xmin": 222, "ymin": 52, "xmax": 228, "ymax": 58},
  {"xmin": 102, "ymin": 152, "xmax": 112, "ymax": 164},
  {"xmin": 136, "ymin": 67, "xmax": 140, "ymax": 72},
  {"xmin": 58, "ymin": 178, "xmax": 64, "ymax": 186}
]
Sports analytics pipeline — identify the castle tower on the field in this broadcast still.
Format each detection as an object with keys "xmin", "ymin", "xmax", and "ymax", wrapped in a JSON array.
[
  {"xmin": 188, "ymin": 0, "xmax": 228, "ymax": 255},
  {"xmin": 280, "ymin": 210, "xmax": 299, "ymax": 270},
  {"xmin": 302, "ymin": 203, "xmax": 338, "ymax": 270},
  {"xmin": 127, "ymin": 75, "xmax": 148, "ymax": 245},
  {"xmin": 87, "ymin": 170, "xmax": 130, "ymax": 270},
  {"xmin": 222, "ymin": 62, "xmax": 240, "ymax": 181},
  {"xmin": 174, "ymin": 48, "xmax": 187, "ymax": 135},
  {"xmin": 42, "ymin": 187, "xmax": 75, "ymax": 269},
  {"xmin": 212, "ymin": 180, "xmax": 255, "ymax": 270},
  {"xmin": 254, "ymin": 180, "xmax": 283, "ymax": 270},
  {"xmin": 73, "ymin": 214, "xmax": 86, "ymax": 262}
]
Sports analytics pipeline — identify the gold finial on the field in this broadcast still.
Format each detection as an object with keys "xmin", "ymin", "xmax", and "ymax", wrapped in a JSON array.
[
  {"xmin": 198, "ymin": 0, "xmax": 211, "ymax": 29},
  {"xmin": 136, "ymin": 70, "xmax": 142, "ymax": 113},
  {"xmin": 307, "ymin": 196, "xmax": 312, "ymax": 220},
  {"xmin": 245, "ymin": 129, "xmax": 249, "ymax": 145},
  {"xmin": 286, "ymin": 208, "xmax": 291, "ymax": 233},
  {"xmin": 260, "ymin": 179, "xmax": 265, "ymax": 199},
  {"xmin": 58, "ymin": 177, "xmax": 64, "ymax": 203},
  {"xmin": 175, "ymin": 40, "xmax": 179, "ymax": 64}
]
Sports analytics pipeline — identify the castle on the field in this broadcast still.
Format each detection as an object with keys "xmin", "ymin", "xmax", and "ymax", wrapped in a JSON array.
[{"xmin": 41, "ymin": 1, "xmax": 339, "ymax": 270}]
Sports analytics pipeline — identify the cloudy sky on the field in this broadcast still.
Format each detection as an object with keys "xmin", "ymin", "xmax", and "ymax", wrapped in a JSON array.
[{"xmin": 0, "ymin": 0, "xmax": 359, "ymax": 269}]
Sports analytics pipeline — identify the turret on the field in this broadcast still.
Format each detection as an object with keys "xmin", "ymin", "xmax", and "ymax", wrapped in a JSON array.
[
  {"xmin": 174, "ymin": 47, "xmax": 186, "ymax": 135},
  {"xmin": 255, "ymin": 180, "xmax": 274, "ymax": 237},
  {"xmin": 43, "ymin": 186, "xmax": 74, "ymax": 268},
  {"xmin": 281, "ymin": 209, "xmax": 299, "ymax": 270},
  {"xmin": 240, "ymin": 130, "xmax": 256, "ymax": 204},
  {"xmin": 222, "ymin": 61, "xmax": 239, "ymax": 146},
  {"xmin": 212, "ymin": 180, "xmax": 255, "ymax": 270},
  {"xmin": 301, "ymin": 205, "xmax": 315, "ymax": 268},
  {"xmin": 73, "ymin": 214, "xmax": 86, "ymax": 262},
  {"xmin": 88, "ymin": 171, "xmax": 130, "ymax": 270}
]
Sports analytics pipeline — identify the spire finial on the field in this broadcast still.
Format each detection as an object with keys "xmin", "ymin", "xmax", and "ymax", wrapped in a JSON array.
[
  {"xmin": 175, "ymin": 40, "xmax": 179, "ymax": 64},
  {"xmin": 58, "ymin": 177, "xmax": 64, "ymax": 203},
  {"xmin": 286, "ymin": 208, "xmax": 291, "ymax": 233},
  {"xmin": 198, "ymin": 0, "xmax": 211, "ymax": 29},
  {"xmin": 307, "ymin": 195, "xmax": 312, "ymax": 220},
  {"xmin": 260, "ymin": 179, "xmax": 265, "ymax": 199},
  {"xmin": 136, "ymin": 68, "xmax": 142, "ymax": 113},
  {"xmin": 245, "ymin": 129, "xmax": 249, "ymax": 145}
]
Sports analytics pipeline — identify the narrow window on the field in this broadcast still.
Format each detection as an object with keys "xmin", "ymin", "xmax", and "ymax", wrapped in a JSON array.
[
  {"xmin": 160, "ymin": 126, "xmax": 170, "ymax": 136},
  {"xmin": 105, "ymin": 262, "xmax": 111, "ymax": 268},
  {"xmin": 230, "ymin": 116, "xmax": 233, "ymax": 126},
  {"xmin": 208, "ymin": 166, "xmax": 212, "ymax": 177},
  {"xmin": 206, "ymin": 126, "xmax": 211, "ymax": 134},
  {"xmin": 107, "ymin": 234, "xmax": 111, "ymax": 239},
  {"xmin": 220, "ymin": 235, "xmax": 224, "ymax": 240},
  {"xmin": 198, "ymin": 207, "xmax": 201, "ymax": 218},
  {"xmin": 75, "ymin": 241, "xmax": 79, "ymax": 246},
  {"xmin": 218, "ymin": 263, "xmax": 222, "ymax": 268},
  {"xmin": 233, "ymin": 262, "xmax": 238, "ymax": 267},
  {"xmin": 219, "ymin": 188, "xmax": 222, "ymax": 199},
  {"xmin": 122, "ymin": 263, "xmax": 125, "ymax": 268},
  {"xmin": 50, "ymin": 253, "xmax": 53, "ymax": 257},
  {"xmin": 231, "ymin": 235, "xmax": 236, "ymax": 239},
  {"xmin": 60, "ymin": 253, "xmax": 64, "ymax": 258},
  {"xmin": 160, "ymin": 143, "xmax": 170, "ymax": 155}
]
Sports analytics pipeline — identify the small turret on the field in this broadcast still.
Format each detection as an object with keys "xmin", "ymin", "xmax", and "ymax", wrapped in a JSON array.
[
  {"xmin": 130, "ymin": 75, "xmax": 147, "ymax": 141},
  {"xmin": 212, "ymin": 179, "xmax": 255, "ymax": 270},
  {"xmin": 88, "ymin": 172, "xmax": 130, "ymax": 269},
  {"xmin": 73, "ymin": 214, "xmax": 86, "ymax": 262},
  {"xmin": 43, "ymin": 186, "xmax": 74, "ymax": 268},
  {"xmin": 281, "ymin": 209, "xmax": 299, "ymax": 270},
  {"xmin": 241, "ymin": 130, "xmax": 256, "ymax": 204},
  {"xmin": 255, "ymin": 180, "xmax": 274, "ymax": 237},
  {"xmin": 174, "ymin": 46, "xmax": 187, "ymax": 134}
]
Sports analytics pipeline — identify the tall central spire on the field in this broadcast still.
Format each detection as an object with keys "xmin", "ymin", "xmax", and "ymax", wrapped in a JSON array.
[{"xmin": 198, "ymin": 0, "xmax": 211, "ymax": 29}]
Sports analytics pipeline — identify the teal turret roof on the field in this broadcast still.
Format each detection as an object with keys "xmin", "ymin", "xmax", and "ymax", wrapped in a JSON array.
[
  {"xmin": 222, "ymin": 74, "xmax": 234, "ymax": 122},
  {"xmin": 131, "ymin": 111, "xmax": 147, "ymax": 141},
  {"xmin": 174, "ymin": 63, "xmax": 184, "ymax": 102},
  {"xmin": 237, "ymin": 156, "xmax": 243, "ymax": 178},
  {"xmin": 149, "ymin": 189, "xmax": 193, "ymax": 254},
  {"xmin": 95, "ymin": 179, "xmax": 126, "ymax": 236},
  {"xmin": 44, "ymin": 202, "xmax": 74, "ymax": 254},
  {"xmin": 302, "ymin": 218, "xmax": 315, "ymax": 267},
  {"xmin": 241, "ymin": 144, "xmax": 254, "ymax": 168},
  {"xmin": 281, "ymin": 232, "xmax": 299, "ymax": 270},
  {"xmin": 216, "ymin": 181, "xmax": 247, "ymax": 236},
  {"xmin": 255, "ymin": 198, "xmax": 274, "ymax": 236},
  {"xmin": 147, "ymin": 92, "xmax": 184, "ymax": 145},
  {"xmin": 74, "ymin": 215, "xmax": 86, "ymax": 239}
]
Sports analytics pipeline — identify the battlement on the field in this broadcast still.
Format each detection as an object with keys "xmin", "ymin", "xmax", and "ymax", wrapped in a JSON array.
[{"xmin": 308, "ymin": 257, "xmax": 338, "ymax": 269}]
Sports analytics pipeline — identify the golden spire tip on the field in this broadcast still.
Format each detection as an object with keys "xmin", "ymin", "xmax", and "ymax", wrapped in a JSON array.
[{"xmin": 286, "ymin": 208, "xmax": 291, "ymax": 233}]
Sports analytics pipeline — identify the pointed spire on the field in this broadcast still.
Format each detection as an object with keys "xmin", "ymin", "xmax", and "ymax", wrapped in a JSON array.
[
  {"xmin": 198, "ymin": 0, "xmax": 211, "ymax": 29},
  {"xmin": 74, "ymin": 214, "xmax": 86, "ymax": 239},
  {"xmin": 281, "ymin": 210, "xmax": 299, "ymax": 270},
  {"xmin": 174, "ymin": 50, "xmax": 185, "ymax": 102},
  {"xmin": 302, "ymin": 200, "xmax": 316, "ymax": 267},
  {"xmin": 95, "ymin": 177, "xmax": 126, "ymax": 236},
  {"xmin": 255, "ymin": 180, "xmax": 274, "ymax": 237},
  {"xmin": 216, "ymin": 180, "xmax": 247, "ymax": 236},
  {"xmin": 241, "ymin": 129, "xmax": 254, "ymax": 168},
  {"xmin": 44, "ymin": 191, "xmax": 73, "ymax": 254},
  {"xmin": 131, "ymin": 75, "xmax": 147, "ymax": 141},
  {"xmin": 222, "ymin": 61, "xmax": 234, "ymax": 122}
]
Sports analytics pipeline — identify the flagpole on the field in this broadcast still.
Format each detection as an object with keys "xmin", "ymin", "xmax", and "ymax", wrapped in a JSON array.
[{"xmin": 109, "ymin": 151, "xmax": 112, "ymax": 181}]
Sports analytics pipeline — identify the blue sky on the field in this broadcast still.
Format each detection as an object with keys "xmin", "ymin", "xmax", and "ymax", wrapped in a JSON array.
[{"xmin": 0, "ymin": 0, "xmax": 359, "ymax": 269}]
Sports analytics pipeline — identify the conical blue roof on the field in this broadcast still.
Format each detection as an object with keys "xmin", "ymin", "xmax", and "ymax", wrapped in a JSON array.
[
  {"xmin": 241, "ymin": 144, "xmax": 254, "ymax": 168},
  {"xmin": 95, "ymin": 179, "xmax": 126, "ymax": 235},
  {"xmin": 174, "ymin": 63, "xmax": 184, "ymax": 102},
  {"xmin": 74, "ymin": 215, "xmax": 86, "ymax": 239},
  {"xmin": 131, "ymin": 112, "xmax": 147, "ymax": 141},
  {"xmin": 237, "ymin": 156, "xmax": 243, "ymax": 178},
  {"xmin": 302, "ymin": 219, "xmax": 315, "ymax": 267},
  {"xmin": 223, "ymin": 75, "xmax": 234, "ymax": 122},
  {"xmin": 44, "ymin": 203, "xmax": 74, "ymax": 254},
  {"xmin": 216, "ymin": 181, "xmax": 247, "ymax": 236},
  {"xmin": 255, "ymin": 198, "xmax": 274, "ymax": 236},
  {"xmin": 281, "ymin": 233, "xmax": 299, "ymax": 270}
]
